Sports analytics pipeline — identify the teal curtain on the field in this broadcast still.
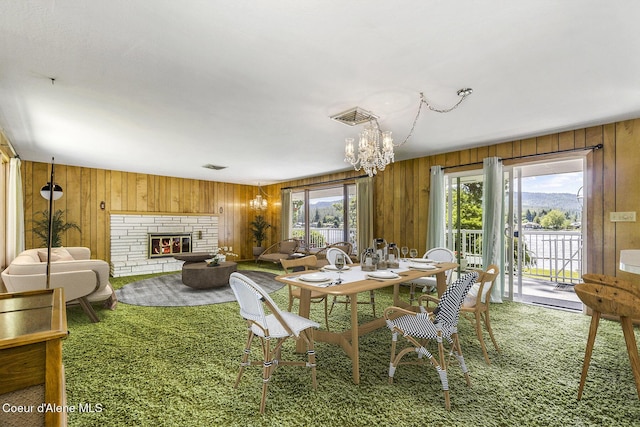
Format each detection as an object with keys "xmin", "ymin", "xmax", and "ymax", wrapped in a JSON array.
[
  {"xmin": 280, "ymin": 188, "xmax": 292, "ymax": 240},
  {"xmin": 426, "ymin": 165, "xmax": 445, "ymax": 250},
  {"xmin": 481, "ymin": 157, "xmax": 504, "ymax": 303},
  {"xmin": 356, "ymin": 176, "xmax": 373, "ymax": 260}
]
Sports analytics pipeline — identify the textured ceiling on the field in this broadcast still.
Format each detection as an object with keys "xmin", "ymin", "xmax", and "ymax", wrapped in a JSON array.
[{"xmin": 1, "ymin": 1, "xmax": 639, "ymax": 185}]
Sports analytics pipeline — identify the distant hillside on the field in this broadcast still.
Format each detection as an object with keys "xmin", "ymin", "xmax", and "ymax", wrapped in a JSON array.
[
  {"xmin": 521, "ymin": 192, "xmax": 581, "ymax": 213},
  {"xmin": 307, "ymin": 192, "xmax": 582, "ymax": 216}
]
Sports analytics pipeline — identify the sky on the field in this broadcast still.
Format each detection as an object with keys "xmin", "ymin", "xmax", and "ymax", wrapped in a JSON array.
[{"xmin": 521, "ymin": 172, "xmax": 583, "ymax": 195}]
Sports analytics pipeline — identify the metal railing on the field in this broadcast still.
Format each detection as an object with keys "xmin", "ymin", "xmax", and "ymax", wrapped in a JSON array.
[
  {"xmin": 291, "ymin": 227, "xmax": 583, "ymax": 284},
  {"xmin": 449, "ymin": 229, "xmax": 583, "ymax": 284},
  {"xmin": 291, "ymin": 227, "xmax": 356, "ymax": 253}
]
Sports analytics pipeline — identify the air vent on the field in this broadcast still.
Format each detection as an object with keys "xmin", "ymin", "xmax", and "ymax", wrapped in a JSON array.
[
  {"xmin": 202, "ymin": 164, "xmax": 227, "ymax": 170},
  {"xmin": 330, "ymin": 107, "xmax": 378, "ymax": 126}
]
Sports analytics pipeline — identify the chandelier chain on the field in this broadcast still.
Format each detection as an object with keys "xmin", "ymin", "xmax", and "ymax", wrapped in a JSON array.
[{"xmin": 396, "ymin": 91, "xmax": 471, "ymax": 147}]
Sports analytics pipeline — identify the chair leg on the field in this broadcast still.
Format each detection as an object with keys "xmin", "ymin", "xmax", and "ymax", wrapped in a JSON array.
[
  {"xmin": 409, "ymin": 284, "xmax": 416, "ymax": 305},
  {"xmin": 77, "ymin": 297, "xmax": 100, "ymax": 323},
  {"xmin": 450, "ymin": 333, "xmax": 471, "ymax": 387},
  {"xmin": 323, "ymin": 298, "xmax": 330, "ymax": 332},
  {"xmin": 620, "ymin": 316, "xmax": 640, "ymax": 400},
  {"xmin": 259, "ymin": 337, "xmax": 272, "ymax": 414},
  {"xmin": 474, "ymin": 311, "xmax": 491, "ymax": 365},
  {"xmin": 329, "ymin": 296, "xmax": 337, "ymax": 314},
  {"xmin": 369, "ymin": 290, "xmax": 376, "ymax": 317},
  {"xmin": 300, "ymin": 329, "xmax": 318, "ymax": 389},
  {"xmin": 436, "ymin": 337, "xmax": 452, "ymax": 411},
  {"xmin": 483, "ymin": 309, "xmax": 500, "ymax": 353},
  {"xmin": 234, "ymin": 331, "xmax": 254, "ymax": 388},
  {"xmin": 578, "ymin": 310, "xmax": 600, "ymax": 400}
]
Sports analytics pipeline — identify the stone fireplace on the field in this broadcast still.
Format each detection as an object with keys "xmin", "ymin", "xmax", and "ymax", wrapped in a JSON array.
[{"xmin": 110, "ymin": 213, "xmax": 218, "ymax": 277}]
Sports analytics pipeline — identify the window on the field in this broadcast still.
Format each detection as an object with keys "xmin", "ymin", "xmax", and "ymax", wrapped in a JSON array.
[{"xmin": 289, "ymin": 184, "xmax": 357, "ymax": 254}]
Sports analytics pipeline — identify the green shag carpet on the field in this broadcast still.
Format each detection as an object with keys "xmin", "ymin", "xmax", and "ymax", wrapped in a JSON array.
[{"xmin": 61, "ymin": 262, "xmax": 640, "ymax": 427}]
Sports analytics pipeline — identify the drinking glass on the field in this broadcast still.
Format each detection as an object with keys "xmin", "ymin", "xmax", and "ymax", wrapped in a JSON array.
[
  {"xmin": 334, "ymin": 253, "xmax": 346, "ymax": 281},
  {"xmin": 401, "ymin": 246, "xmax": 409, "ymax": 261},
  {"xmin": 409, "ymin": 248, "xmax": 418, "ymax": 260}
]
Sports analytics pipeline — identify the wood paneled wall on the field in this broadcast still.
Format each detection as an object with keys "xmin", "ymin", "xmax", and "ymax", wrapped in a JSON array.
[
  {"xmin": 21, "ymin": 162, "xmax": 256, "ymax": 262},
  {"xmin": 267, "ymin": 119, "xmax": 640, "ymax": 279},
  {"xmin": 17, "ymin": 118, "xmax": 640, "ymax": 279}
]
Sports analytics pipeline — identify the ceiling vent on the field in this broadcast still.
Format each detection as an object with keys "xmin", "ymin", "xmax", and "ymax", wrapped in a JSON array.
[
  {"xmin": 202, "ymin": 164, "xmax": 227, "ymax": 170},
  {"xmin": 330, "ymin": 107, "xmax": 378, "ymax": 126}
]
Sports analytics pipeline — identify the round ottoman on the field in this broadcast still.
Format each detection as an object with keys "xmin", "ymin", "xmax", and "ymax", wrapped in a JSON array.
[{"xmin": 181, "ymin": 261, "xmax": 238, "ymax": 289}]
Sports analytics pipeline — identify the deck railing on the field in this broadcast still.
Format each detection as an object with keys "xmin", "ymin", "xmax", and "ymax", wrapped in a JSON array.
[
  {"xmin": 292, "ymin": 227, "xmax": 583, "ymax": 284},
  {"xmin": 448, "ymin": 229, "xmax": 583, "ymax": 284}
]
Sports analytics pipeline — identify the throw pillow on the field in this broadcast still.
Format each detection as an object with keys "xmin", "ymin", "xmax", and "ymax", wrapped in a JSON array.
[{"xmin": 38, "ymin": 247, "xmax": 74, "ymax": 262}]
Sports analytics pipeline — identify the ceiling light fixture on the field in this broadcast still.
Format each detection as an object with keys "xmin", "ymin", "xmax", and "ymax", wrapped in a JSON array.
[
  {"xmin": 333, "ymin": 88, "xmax": 473, "ymax": 177},
  {"xmin": 250, "ymin": 183, "xmax": 268, "ymax": 211}
]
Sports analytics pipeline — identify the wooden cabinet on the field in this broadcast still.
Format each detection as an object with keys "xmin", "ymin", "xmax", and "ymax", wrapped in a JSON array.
[{"xmin": 0, "ymin": 288, "xmax": 68, "ymax": 426}]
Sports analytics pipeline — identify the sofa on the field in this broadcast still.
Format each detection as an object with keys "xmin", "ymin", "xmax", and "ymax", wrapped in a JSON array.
[{"xmin": 1, "ymin": 247, "xmax": 117, "ymax": 322}]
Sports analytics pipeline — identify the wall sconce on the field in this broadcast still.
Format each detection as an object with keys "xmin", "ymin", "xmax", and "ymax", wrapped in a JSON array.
[
  {"xmin": 198, "ymin": 230, "xmax": 203, "ymax": 239},
  {"xmin": 40, "ymin": 182, "xmax": 63, "ymax": 201},
  {"xmin": 100, "ymin": 201, "xmax": 106, "ymax": 210}
]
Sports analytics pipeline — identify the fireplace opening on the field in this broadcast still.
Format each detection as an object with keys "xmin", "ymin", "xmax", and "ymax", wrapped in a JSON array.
[{"xmin": 149, "ymin": 233, "xmax": 192, "ymax": 258}]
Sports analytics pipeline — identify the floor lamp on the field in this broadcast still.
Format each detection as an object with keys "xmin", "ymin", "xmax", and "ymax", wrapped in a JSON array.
[{"xmin": 40, "ymin": 158, "xmax": 63, "ymax": 289}]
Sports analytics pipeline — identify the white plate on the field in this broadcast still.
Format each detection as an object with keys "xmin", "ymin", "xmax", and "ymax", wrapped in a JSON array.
[
  {"xmin": 323, "ymin": 264, "xmax": 351, "ymax": 271},
  {"xmin": 366, "ymin": 271, "xmax": 400, "ymax": 280},
  {"xmin": 409, "ymin": 263, "xmax": 437, "ymax": 270},
  {"xmin": 410, "ymin": 258, "xmax": 435, "ymax": 263},
  {"xmin": 298, "ymin": 273, "xmax": 331, "ymax": 282}
]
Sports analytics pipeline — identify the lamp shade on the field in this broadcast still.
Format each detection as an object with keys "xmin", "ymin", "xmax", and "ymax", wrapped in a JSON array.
[{"xmin": 40, "ymin": 183, "xmax": 63, "ymax": 201}]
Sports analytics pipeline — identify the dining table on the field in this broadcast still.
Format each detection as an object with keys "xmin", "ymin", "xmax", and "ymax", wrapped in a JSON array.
[{"xmin": 275, "ymin": 260, "xmax": 458, "ymax": 384}]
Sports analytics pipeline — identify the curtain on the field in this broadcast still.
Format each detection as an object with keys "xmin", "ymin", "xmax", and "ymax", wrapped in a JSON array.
[
  {"xmin": 280, "ymin": 188, "xmax": 292, "ymax": 240},
  {"xmin": 356, "ymin": 176, "xmax": 373, "ymax": 261},
  {"xmin": 6, "ymin": 157, "xmax": 24, "ymax": 265},
  {"xmin": 426, "ymin": 165, "xmax": 445, "ymax": 250},
  {"xmin": 481, "ymin": 157, "xmax": 504, "ymax": 303}
]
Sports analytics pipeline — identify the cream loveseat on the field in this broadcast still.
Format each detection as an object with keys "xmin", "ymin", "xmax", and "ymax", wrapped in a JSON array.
[{"xmin": 1, "ymin": 247, "xmax": 117, "ymax": 322}]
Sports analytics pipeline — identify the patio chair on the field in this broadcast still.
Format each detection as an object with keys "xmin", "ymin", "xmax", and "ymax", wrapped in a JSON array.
[
  {"xmin": 315, "ymin": 241, "xmax": 354, "ymax": 264},
  {"xmin": 229, "ymin": 272, "xmax": 319, "ymax": 414},
  {"xmin": 280, "ymin": 255, "xmax": 330, "ymax": 331},
  {"xmin": 257, "ymin": 238, "xmax": 300, "ymax": 264},
  {"xmin": 403, "ymin": 247, "xmax": 456, "ymax": 304},
  {"xmin": 326, "ymin": 247, "xmax": 377, "ymax": 317},
  {"xmin": 576, "ymin": 274, "xmax": 640, "ymax": 400},
  {"xmin": 384, "ymin": 271, "xmax": 478, "ymax": 410}
]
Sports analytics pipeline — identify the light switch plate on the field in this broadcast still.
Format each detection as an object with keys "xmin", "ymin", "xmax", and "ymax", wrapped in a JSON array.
[{"xmin": 610, "ymin": 211, "xmax": 636, "ymax": 222}]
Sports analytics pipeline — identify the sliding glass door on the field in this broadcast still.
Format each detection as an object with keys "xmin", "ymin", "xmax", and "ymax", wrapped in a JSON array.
[{"xmin": 289, "ymin": 184, "xmax": 357, "ymax": 254}]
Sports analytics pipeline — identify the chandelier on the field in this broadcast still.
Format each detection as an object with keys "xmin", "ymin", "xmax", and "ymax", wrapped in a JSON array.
[
  {"xmin": 334, "ymin": 88, "xmax": 473, "ymax": 177},
  {"xmin": 250, "ymin": 184, "xmax": 268, "ymax": 210}
]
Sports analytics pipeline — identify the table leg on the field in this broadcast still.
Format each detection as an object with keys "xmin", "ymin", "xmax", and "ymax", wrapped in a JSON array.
[
  {"xmin": 620, "ymin": 316, "xmax": 640, "ymax": 399},
  {"xmin": 392, "ymin": 283, "xmax": 400, "ymax": 305},
  {"xmin": 349, "ymin": 292, "xmax": 360, "ymax": 384},
  {"xmin": 435, "ymin": 271, "xmax": 447, "ymax": 297},
  {"xmin": 578, "ymin": 310, "xmax": 600, "ymax": 400},
  {"xmin": 296, "ymin": 288, "xmax": 312, "ymax": 353}
]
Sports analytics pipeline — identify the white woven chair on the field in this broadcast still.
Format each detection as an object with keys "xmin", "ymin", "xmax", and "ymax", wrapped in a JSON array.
[
  {"xmin": 326, "ymin": 247, "xmax": 377, "ymax": 317},
  {"xmin": 229, "ymin": 272, "xmax": 319, "ymax": 414},
  {"xmin": 384, "ymin": 271, "xmax": 478, "ymax": 410},
  {"xmin": 404, "ymin": 247, "xmax": 456, "ymax": 304}
]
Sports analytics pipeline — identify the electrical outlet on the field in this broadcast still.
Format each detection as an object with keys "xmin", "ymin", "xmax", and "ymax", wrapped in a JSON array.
[{"xmin": 610, "ymin": 211, "xmax": 636, "ymax": 222}]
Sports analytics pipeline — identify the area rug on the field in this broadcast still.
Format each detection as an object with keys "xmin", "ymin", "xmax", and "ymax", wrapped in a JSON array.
[{"xmin": 115, "ymin": 270, "xmax": 283, "ymax": 307}]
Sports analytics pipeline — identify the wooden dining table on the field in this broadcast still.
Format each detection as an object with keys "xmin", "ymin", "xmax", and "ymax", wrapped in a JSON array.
[{"xmin": 275, "ymin": 260, "xmax": 458, "ymax": 384}]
